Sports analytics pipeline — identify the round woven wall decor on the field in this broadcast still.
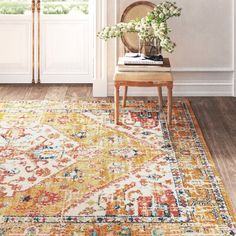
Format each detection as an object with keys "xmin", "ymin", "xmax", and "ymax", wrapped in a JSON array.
[{"xmin": 121, "ymin": 1, "xmax": 156, "ymax": 52}]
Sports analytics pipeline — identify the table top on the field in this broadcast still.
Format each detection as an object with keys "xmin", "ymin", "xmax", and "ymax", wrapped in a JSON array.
[{"xmin": 114, "ymin": 71, "xmax": 173, "ymax": 83}]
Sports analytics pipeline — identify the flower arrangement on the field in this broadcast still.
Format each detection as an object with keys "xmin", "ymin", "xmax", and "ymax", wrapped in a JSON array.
[{"xmin": 97, "ymin": 1, "xmax": 182, "ymax": 53}]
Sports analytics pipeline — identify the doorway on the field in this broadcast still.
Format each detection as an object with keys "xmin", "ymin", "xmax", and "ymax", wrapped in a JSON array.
[{"xmin": 0, "ymin": 0, "xmax": 94, "ymax": 84}]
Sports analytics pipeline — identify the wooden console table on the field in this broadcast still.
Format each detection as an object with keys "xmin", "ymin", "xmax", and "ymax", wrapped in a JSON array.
[{"xmin": 114, "ymin": 58, "xmax": 173, "ymax": 125}]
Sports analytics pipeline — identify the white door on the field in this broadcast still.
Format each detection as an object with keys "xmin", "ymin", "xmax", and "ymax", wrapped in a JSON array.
[
  {"xmin": 0, "ymin": 0, "xmax": 32, "ymax": 83},
  {"xmin": 40, "ymin": 0, "xmax": 93, "ymax": 83},
  {"xmin": 0, "ymin": 0, "xmax": 94, "ymax": 84}
]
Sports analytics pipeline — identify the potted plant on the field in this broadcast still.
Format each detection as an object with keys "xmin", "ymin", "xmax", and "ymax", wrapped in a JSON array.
[{"xmin": 97, "ymin": 1, "xmax": 182, "ymax": 58}]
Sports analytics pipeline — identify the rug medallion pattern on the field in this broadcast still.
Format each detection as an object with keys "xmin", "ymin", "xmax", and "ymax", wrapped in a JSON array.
[{"xmin": 0, "ymin": 100, "xmax": 235, "ymax": 235}]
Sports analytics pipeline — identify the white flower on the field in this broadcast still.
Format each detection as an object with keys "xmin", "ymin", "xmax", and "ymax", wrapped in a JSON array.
[
  {"xmin": 170, "ymin": 7, "xmax": 175, "ymax": 13},
  {"xmin": 163, "ymin": 8, "xmax": 168, "ymax": 15},
  {"xmin": 104, "ymin": 27, "xmax": 109, "ymax": 32},
  {"xmin": 174, "ymin": 9, "xmax": 180, "ymax": 15},
  {"xmin": 159, "ymin": 13, "xmax": 164, "ymax": 19}
]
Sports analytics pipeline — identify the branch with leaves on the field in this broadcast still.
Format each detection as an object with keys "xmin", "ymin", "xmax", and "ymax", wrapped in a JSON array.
[{"xmin": 97, "ymin": 1, "xmax": 182, "ymax": 53}]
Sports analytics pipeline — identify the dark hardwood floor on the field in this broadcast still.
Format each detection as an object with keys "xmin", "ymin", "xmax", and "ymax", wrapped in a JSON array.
[
  {"xmin": 0, "ymin": 85, "xmax": 235, "ymax": 212},
  {"xmin": 188, "ymin": 97, "xmax": 236, "ymax": 212}
]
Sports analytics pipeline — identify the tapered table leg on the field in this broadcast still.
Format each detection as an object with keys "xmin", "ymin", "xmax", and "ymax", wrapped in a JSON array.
[
  {"xmin": 115, "ymin": 84, "xmax": 120, "ymax": 125},
  {"xmin": 122, "ymin": 86, "xmax": 128, "ymax": 107},
  {"xmin": 167, "ymin": 84, "xmax": 173, "ymax": 125},
  {"xmin": 158, "ymin": 86, "xmax": 163, "ymax": 110}
]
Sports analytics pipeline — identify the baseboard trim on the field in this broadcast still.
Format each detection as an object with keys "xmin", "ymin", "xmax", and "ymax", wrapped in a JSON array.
[
  {"xmin": 172, "ymin": 67, "xmax": 234, "ymax": 72},
  {"xmin": 108, "ymin": 81, "xmax": 233, "ymax": 97},
  {"xmin": 174, "ymin": 83, "xmax": 233, "ymax": 86}
]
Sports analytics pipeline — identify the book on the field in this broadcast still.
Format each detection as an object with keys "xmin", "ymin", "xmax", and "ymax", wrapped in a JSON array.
[
  {"xmin": 123, "ymin": 54, "xmax": 164, "ymax": 65},
  {"xmin": 117, "ymin": 57, "xmax": 171, "ymax": 72},
  {"xmin": 124, "ymin": 53, "xmax": 140, "ymax": 58}
]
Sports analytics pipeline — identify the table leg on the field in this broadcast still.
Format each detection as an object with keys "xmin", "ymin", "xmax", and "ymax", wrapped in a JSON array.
[
  {"xmin": 122, "ymin": 86, "xmax": 128, "ymax": 107},
  {"xmin": 157, "ymin": 86, "xmax": 163, "ymax": 110},
  {"xmin": 115, "ymin": 84, "xmax": 120, "ymax": 125},
  {"xmin": 167, "ymin": 84, "xmax": 173, "ymax": 125}
]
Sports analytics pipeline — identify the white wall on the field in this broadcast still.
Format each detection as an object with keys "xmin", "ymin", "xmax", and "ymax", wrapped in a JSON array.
[{"xmin": 107, "ymin": 0, "xmax": 235, "ymax": 96}]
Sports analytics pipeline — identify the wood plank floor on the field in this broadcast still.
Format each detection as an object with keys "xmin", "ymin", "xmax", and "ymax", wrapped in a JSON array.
[
  {"xmin": 188, "ymin": 97, "xmax": 236, "ymax": 212},
  {"xmin": 0, "ymin": 85, "xmax": 235, "ymax": 212}
]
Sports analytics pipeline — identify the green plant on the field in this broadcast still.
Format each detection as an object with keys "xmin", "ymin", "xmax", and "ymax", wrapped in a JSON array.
[
  {"xmin": 43, "ymin": 2, "xmax": 88, "ymax": 15},
  {"xmin": 0, "ymin": 0, "xmax": 89, "ymax": 15},
  {"xmin": 0, "ymin": 2, "xmax": 30, "ymax": 14}
]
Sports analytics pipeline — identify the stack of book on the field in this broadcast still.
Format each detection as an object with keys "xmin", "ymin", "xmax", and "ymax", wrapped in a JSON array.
[{"xmin": 117, "ymin": 53, "xmax": 170, "ymax": 72}]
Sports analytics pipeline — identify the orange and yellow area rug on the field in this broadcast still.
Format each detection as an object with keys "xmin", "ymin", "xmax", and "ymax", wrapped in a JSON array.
[{"xmin": 0, "ymin": 99, "xmax": 235, "ymax": 235}]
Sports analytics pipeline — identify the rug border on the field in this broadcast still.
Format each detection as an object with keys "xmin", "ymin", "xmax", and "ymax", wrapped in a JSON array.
[{"xmin": 185, "ymin": 99, "xmax": 236, "ymax": 222}]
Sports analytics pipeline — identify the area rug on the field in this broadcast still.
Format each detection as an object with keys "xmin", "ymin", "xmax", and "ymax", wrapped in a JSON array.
[{"xmin": 0, "ymin": 99, "xmax": 235, "ymax": 236}]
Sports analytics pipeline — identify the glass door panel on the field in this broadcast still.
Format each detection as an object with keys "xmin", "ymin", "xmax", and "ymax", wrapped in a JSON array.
[
  {"xmin": 42, "ymin": 0, "xmax": 89, "ymax": 15},
  {"xmin": 0, "ymin": 0, "xmax": 31, "ymax": 15}
]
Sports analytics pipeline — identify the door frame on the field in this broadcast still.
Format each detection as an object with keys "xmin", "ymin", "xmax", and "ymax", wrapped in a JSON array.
[
  {"xmin": 234, "ymin": 0, "xmax": 236, "ymax": 96},
  {"xmin": 93, "ymin": 0, "xmax": 108, "ymax": 97}
]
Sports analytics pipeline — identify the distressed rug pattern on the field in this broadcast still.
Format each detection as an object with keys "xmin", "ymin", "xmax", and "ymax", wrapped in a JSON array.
[{"xmin": 0, "ymin": 100, "xmax": 235, "ymax": 235}]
